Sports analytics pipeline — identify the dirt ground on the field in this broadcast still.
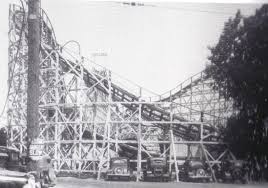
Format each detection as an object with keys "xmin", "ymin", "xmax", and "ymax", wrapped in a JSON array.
[{"xmin": 55, "ymin": 177, "xmax": 268, "ymax": 188}]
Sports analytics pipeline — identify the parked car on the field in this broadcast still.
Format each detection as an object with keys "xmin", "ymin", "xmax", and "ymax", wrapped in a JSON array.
[
  {"xmin": 106, "ymin": 157, "xmax": 132, "ymax": 181},
  {"xmin": 179, "ymin": 157, "xmax": 212, "ymax": 182},
  {"xmin": 0, "ymin": 146, "xmax": 56, "ymax": 188},
  {"xmin": 143, "ymin": 157, "xmax": 171, "ymax": 182},
  {"xmin": 215, "ymin": 159, "xmax": 248, "ymax": 184}
]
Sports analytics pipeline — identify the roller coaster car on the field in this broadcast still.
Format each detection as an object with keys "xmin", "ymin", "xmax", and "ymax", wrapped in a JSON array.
[
  {"xmin": 179, "ymin": 158, "xmax": 212, "ymax": 182},
  {"xmin": 143, "ymin": 157, "xmax": 171, "ymax": 182},
  {"xmin": 0, "ymin": 146, "xmax": 56, "ymax": 188},
  {"xmin": 106, "ymin": 157, "xmax": 132, "ymax": 181},
  {"xmin": 215, "ymin": 159, "xmax": 248, "ymax": 184}
]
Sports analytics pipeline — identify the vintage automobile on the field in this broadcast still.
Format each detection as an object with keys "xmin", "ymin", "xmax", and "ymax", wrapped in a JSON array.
[
  {"xmin": 106, "ymin": 157, "xmax": 132, "ymax": 181},
  {"xmin": 179, "ymin": 157, "xmax": 212, "ymax": 182},
  {"xmin": 215, "ymin": 159, "xmax": 248, "ymax": 184},
  {"xmin": 0, "ymin": 146, "xmax": 56, "ymax": 188},
  {"xmin": 143, "ymin": 157, "xmax": 171, "ymax": 182}
]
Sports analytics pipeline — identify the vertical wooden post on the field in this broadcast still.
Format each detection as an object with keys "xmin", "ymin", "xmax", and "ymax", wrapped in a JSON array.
[
  {"xmin": 169, "ymin": 91, "xmax": 173, "ymax": 172},
  {"xmin": 97, "ymin": 71, "xmax": 111, "ymax": 180},
  {"xmin": 107, "ymin": 71, "xmax": 111, "ymax": 169},
  {"xmin": 200, "ymin": 122, "xmax": 203, "ymax": 141},
  {"xmin": 115, "ymin": 124, "xmax": 119, "ymax": 153},
  {"xmin": 169, "ymin": 137, "xmax": 172, "ymax": 172},
  {"xmin": 170, "ymin": 129, "xmax": 179, "ymax": 182},
  {"xmin": 190, "ymin": 77, "xmax": 193, "ymax": 120},
  {"xmin": 169, "ymin": 97, "xmax": 179, "ymax": 182},
  {"xmin": 92, "ymin": 90, "xmax": 97, "ymax": 174},
  {"xmin": 169, "ymin": 92, "xmax": 172, "ymax": 172},
  {"xmin": 137, "ymin": 87, "xmax": 142, "ymax": 181},
  {"xmin": 78, "ymin": 63, "xmax": 84, "ymax": 175},
  {"xmin": 54, "ymin": 53, "xmax": 59, "ymax": 171},
  {"xmin": 201, "ymin": 143, "xmax": 217, "ymax": 182},
  {"xmin": 163, "ymin": 129, "xmax": 167, "ymax": 158},
  {"xmin": 200, "ymin": 123, "xmax": 217, "ymax": 182},
  {"xmin": 27, "ymin": 0, "xmax": 40, "ymax": 157}
]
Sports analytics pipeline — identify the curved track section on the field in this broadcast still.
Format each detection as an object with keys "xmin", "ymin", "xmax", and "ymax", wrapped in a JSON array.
[{"xmin": 156, "ymin": 71, "xmax": 233, "ymax": 127}]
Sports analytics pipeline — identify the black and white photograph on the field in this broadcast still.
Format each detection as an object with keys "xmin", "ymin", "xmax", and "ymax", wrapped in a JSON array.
[{"xmin": 0, "ymin": 0, "xmax": 268, "ymax": 187}]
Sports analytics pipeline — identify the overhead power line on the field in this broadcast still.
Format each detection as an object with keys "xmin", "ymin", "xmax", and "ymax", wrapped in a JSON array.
[{"xmin": 115, "ymin": 1, "xmax": 246, "ymax": 16}]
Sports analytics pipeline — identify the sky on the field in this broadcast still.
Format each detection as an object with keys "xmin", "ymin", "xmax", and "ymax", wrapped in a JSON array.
[{"xmin": 0, "ymin": 0, "xmax": 264, "ymax": 122}]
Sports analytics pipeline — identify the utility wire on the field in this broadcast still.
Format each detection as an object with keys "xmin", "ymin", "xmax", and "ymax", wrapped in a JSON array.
[
  {"xmin": 114, "ymin": 1, "xmax": 240, "ymax": 16},
  {"xmin": 81, "ymin": 1, "xmax": 239, "ymax": 16}
]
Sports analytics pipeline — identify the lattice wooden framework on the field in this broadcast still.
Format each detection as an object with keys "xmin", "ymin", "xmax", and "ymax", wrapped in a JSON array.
[
  {"xmin": 7, "ymin": 4, "xmax": 235, "ymax": 182},
  {"xmin": 155, "ymin": 72, "xmax": 233, "ymax": 127}
]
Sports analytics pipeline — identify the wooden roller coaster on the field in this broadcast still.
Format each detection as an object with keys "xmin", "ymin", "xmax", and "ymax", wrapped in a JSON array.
[{"xmin": 7, "ymin": 4, "xmax": 235, "ymax": 182}]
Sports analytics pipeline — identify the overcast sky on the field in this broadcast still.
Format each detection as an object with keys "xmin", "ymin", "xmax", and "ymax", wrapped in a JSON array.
[{"xmin": 0, "ymin": 0, "xmax": 264, "ymax": 121}]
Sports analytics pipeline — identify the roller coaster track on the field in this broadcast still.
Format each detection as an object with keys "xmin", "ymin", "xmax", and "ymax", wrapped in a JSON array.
[
  {"xmin": 55, "ymin": 53, "xmax": 216, "ymax": 141},
  {"xmin": 159, "ymin": 72, "xmax": 208, "ymax": 102},
  {"xmin": 155, "ymin": 70, "xmax": 233, "ymax": 127}
]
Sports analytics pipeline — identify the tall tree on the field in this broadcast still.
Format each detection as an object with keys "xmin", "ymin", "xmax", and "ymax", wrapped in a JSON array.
[{"xmin": 206, "ymin": 5, "xmax": 268, "ymax": 164}]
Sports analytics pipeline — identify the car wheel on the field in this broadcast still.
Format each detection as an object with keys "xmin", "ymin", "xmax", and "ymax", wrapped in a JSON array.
[
  {"xmin": 196, "ymin": 168, "xmax": 206, "ymax": 177},
  {"xmin": 241, "ymin": 176, "xmax": 248, "ymax": 184},
  {"xmin": 232, "ymin": 169, "xmax": 242, "ymax": 183},
  {"xmin": 114, "ymin": 167, "xmax": 123, "ymax": 174}
]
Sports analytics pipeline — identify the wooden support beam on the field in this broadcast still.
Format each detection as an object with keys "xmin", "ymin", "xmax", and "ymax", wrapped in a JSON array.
[
  {"xmin": 170, "ymin": 129, "xmax": 179, "ymax": 182},
  {"xmin": 136, "ymin": 101, "xmax": 142, "ymax": 181}
]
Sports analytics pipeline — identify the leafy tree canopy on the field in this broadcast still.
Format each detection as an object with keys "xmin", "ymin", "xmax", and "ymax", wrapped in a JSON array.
[{"xmin": 205, "ymin": 5, "xmax": 268, "ymax": 161}]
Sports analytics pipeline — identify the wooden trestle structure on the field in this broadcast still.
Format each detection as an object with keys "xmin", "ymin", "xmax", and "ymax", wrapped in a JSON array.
[{"xmin": 7, "ymin": 4, "xmax": 235, "ymax": 181}]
